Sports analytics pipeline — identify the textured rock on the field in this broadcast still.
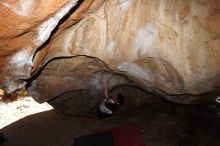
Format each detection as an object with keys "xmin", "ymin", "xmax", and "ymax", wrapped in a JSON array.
[
  {"xmin": 0, "ymin": 0, "xmax": 95, "ymax": 92},
  {"xmin": 0, "ymin": 0, "xmax": 220, "ymax": 113}
]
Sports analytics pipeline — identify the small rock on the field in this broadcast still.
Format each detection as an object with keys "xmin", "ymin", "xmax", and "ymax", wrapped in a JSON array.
[{"xmin": 16, "ymin": 105, "xmax": 29, "ymax": 109}]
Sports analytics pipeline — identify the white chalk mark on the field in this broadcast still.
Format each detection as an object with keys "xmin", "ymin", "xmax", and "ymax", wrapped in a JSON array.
[
  {"xmin": 106, "ymin": 41, "xmax": 116, "ymax": 57},
  {"xmin": 10, "ymin": 49, "xmax": 33, "ymax": 67},
  {"xmin": 109, "ymin": 0, "xmax": 131, "ymax": 12},
  {"xmin": 132, "ymin": 24, "xmax": 157, "ymax": 58},
  {"xmin": 2, "ymin": 0, "xmax": 35, "ymax": 16},
  {"xmin": 118, "ymin": 0, "xmax": 131, "ymax": 11},
  {"xmin": 118, "ymin": 62, "xmax": 154, "ymax": 82},
  {"xmin": 37, "ymin": 0, "xmax": 79, "ymax": 46}
]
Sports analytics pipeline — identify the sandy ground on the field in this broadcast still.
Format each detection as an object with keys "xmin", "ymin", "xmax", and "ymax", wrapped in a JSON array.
[{"xmin": 0, "ymin": 96, "xmax": 53, "ymax": 129}]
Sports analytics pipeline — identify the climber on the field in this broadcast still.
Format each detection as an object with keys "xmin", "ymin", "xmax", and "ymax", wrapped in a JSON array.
[{"xmin": 98, "ymin": 78, "xmax": 124, "ymax": 118}]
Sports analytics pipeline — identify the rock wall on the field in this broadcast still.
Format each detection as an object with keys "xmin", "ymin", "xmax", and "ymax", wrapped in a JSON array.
[{"xmin": 0, "ymin": 0, "xmax": 220, "ymax": 106}]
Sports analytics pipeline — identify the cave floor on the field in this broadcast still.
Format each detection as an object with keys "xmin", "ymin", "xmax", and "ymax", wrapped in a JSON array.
[{"xmin": 1, "ymin": 101, "xmax": 220, "ymax": 146}]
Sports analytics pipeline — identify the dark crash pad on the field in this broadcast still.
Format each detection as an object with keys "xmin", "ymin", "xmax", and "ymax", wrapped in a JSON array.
[{"xmin": 73, "ymin": 124, "xmax": 146, "ymax": 146}]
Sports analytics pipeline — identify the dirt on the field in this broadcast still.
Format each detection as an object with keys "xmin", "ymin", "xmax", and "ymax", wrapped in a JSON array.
[
  {"xmin": 0, "ymin": 97, "xmax": 53, "ymax": 129},
  {"xmin": 0, "ymin": 95, "xmax": 220, "ymax": 146}
]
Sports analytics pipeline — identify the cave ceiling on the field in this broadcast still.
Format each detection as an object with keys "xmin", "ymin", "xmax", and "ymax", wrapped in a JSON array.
[{"xmin": 0, "ymin": 0, "xmax": 219, "ymax": 107}]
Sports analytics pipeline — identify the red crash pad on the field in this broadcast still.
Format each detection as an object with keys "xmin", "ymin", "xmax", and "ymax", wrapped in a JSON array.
[{"xmin": 73, "ymin": 123, "xmax": 146, "ymax": 146}]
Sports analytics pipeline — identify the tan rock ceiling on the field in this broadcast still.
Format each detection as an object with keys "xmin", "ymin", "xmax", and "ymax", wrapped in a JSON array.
[{"xmin": 0, "ymin": 0, "xmax": 219, "ymax": 106}]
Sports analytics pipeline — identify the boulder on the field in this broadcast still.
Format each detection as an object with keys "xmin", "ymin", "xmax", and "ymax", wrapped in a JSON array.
[{"xmin": 0, "ymin": 0, "xmax": 219, "ymax": 114}]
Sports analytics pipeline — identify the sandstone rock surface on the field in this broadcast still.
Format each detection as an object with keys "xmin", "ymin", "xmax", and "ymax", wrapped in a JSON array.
[{"xmin": 0, "ymin": 0, "xmax": 219, "ymax": 113}]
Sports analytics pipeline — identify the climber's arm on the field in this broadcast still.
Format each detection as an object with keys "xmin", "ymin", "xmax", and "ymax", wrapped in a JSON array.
[{"xmin": 104, "ymin": 79, "xmax": 110, "ymax": 98}]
